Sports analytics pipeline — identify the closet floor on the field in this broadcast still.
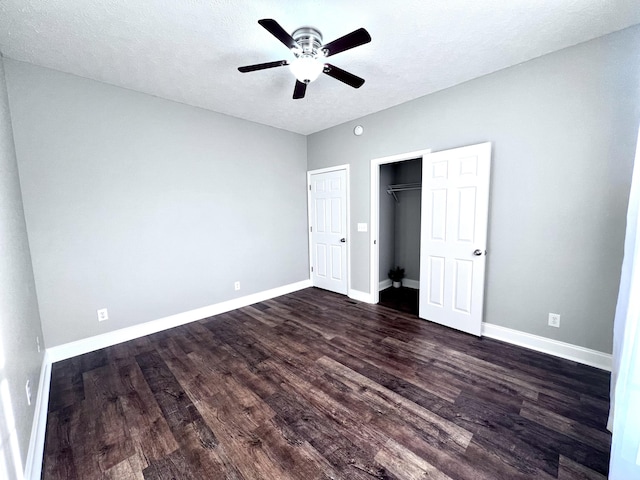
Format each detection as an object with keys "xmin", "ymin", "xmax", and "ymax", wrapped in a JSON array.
[{"xmin": 379, "ymin": 286, "xmax": 419, "ymax": 316}]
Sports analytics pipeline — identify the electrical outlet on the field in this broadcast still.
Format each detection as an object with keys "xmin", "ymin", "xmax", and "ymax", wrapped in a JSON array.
[
  {"xmin": 36, "ymin": 336, "xmax": 40, "ymax": 353},
  {"xmin": 548, "ymin": 313, "xmax": 560, "ymax": 328},
  {"xmin": 234, "ymin": 281, "xmax": 241, "ymax": 291},
  {"xmin": 97, "ymin": 308, "xmax": 109, "ymax": 322},
  {"xmin": 25, "ymin": 379, "xmax": 32, "ymax": 406}
]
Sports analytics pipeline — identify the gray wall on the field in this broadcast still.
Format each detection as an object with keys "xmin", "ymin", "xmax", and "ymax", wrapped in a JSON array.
[
  {"xmin": 379, "ymin": 163, "xmax": 395, "ymax": 283},
  {"xmin": 308, "ymin": 26, "xmax": 640, "ymax": 353},
  {"xmin": 393, "ymin": 159, "xmax": 422, "ymax": 283},
  {"xmin": 0, "ymin": 55, "xmax": 45, "ymax": 478},
  {"xmin": 5, "ymin": 59, "xmax": 308, "ymax": 348}
]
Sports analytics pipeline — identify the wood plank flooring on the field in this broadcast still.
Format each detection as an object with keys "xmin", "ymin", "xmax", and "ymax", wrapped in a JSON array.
[{"xmin": 42, "ymin": 288, "xmax": 612, "ymax": 479}]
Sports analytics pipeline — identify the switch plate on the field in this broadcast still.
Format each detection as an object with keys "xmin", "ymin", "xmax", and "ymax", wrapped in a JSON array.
[
  {"xmin": 97, "ymin": 308, "xmax": 109, "ymax": 322},
  {"xmin": 234, "ymin": 281, "xmax": 240, "ymax": 291},
  {"xmin": 357, "ymin": 223, "xmax": 368, "ymax": 232},
  {"xmin": 548, "ymin": 313, "xmax": 560, "ymax": 328}
]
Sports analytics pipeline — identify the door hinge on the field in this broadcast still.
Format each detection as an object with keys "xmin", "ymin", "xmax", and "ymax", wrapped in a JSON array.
[
  {"xmin": 311, "ymin": 266, "xmax": 314, "ymax": 272},
  {"xmin": 310, "ymin": 226, "xmax": 312, "ymax": 232},
  {"xmin": 309, "ymin": 185, "xmax": 311, "ymax": 191}
]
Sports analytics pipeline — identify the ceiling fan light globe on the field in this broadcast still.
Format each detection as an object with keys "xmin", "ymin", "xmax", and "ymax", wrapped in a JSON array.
[{"xmin": 289, "ymin": 57, "xmax": 324, "ymax": 83}]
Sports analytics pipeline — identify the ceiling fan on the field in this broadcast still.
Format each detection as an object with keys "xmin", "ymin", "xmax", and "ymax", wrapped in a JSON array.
[{"xmin": 238, "ymin": 19, "xmax": 371, "ymax": 99}]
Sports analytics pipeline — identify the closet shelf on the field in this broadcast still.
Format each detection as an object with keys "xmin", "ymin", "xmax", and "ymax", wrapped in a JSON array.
[{"xmin": 386, "ymin": 183, "xmax": 421, "ymax": 202}]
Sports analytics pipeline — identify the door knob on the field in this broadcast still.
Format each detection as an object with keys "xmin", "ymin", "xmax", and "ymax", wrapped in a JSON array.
[
  {"xmin": 473, "ymin": 249, "xmax": 485, "ymax": 256},
  {"xmin": 340, "ymin": 238, "xmax": 346, "ymax": 243}
]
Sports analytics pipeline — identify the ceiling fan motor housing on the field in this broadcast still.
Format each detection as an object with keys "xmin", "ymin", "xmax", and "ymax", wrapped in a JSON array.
[{"xmin": 292, "ymin": 27, "xmax": 324, "ymax": 58}]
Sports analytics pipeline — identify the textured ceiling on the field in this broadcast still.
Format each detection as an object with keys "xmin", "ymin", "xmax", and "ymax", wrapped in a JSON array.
[{"xmin": 1, "ymin": 0, "xmax": 639, "ymax": 135}]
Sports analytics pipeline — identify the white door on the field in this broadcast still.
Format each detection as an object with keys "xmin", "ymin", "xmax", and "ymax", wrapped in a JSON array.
[
  {"xmin": 309, "ymin": 168, "xmax": 348, "ymax": 295},
  {"xmin": 419, "ymin": 143, "xmax": 492, "ymax": 336}
]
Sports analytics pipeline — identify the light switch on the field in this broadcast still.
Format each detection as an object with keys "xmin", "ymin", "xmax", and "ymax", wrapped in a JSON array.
[{"xmin": 357, "ymin": 223, "xmax": 368, "ymax": 232}]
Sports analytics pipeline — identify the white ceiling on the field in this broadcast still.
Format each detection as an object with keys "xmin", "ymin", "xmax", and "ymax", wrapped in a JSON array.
[{"xmin": 1, "ymin": 1, "xmax": 639, "ymax": 135}]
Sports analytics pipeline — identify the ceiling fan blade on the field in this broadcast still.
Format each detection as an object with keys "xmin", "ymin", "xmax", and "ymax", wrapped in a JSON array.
[
  {"xmin": 258, "ymin": 19, "xmax": 298, "ymax": 50},
  {"xmin": 323, "ymin": 64, "xmax": 365, "ymax": 88},
  {"xmin": 322, "ymin": 28, "xmax": 371, "ymax": 57},
  {"xmin": 293, "ymin": 80, "xmax": 307, "ymax": 99},
  {"xmin": 238, "ymin": 60, "xmax": 288, "ymax": 73}
]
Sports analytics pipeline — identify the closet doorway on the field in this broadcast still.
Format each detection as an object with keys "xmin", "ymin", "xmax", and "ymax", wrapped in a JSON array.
[
  {"xmin": 370, "ymin": 149, "xmax": 431, "ymax": 310},
  {"xmin": 371, "ymin": 143, "xmax": 492, "ymax": 336},
  {"xmin": 379, "ymin": 158, "xmax": 422, "ymax": 314}
]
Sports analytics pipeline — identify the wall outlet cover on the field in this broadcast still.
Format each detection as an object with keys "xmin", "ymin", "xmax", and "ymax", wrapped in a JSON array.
[
  {"xmin": 97, "ymin": 308, "xmax": 109, "ymax": 322},
  {"xmin": 548, "ymin": 313, "xmax": 561, "ymax": 328}
]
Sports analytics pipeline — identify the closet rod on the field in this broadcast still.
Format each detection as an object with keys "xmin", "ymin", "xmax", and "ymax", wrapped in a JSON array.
[{"xmin": 386, "ymin": 182, "xmax": 421, "ymax": 202}]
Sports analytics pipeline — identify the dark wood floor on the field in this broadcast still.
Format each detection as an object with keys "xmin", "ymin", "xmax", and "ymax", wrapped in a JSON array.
[{"xmin": 42, "ymin": 287, "xmax": 611, "ymax": 479}]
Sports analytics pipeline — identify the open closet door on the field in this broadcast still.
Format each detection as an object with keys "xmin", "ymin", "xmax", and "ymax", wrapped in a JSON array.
[{"xmin": 418, "ymin": 143, "xmax": 492, "ymax": 336}]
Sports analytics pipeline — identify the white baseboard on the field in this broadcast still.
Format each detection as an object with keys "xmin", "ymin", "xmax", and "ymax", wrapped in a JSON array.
[
  {"xmin": 379, "ymin": 278, "xmax": 419, "ymax": 291},
  {"xmin": 47, "ymin": 279, "xmax": 312, "ymax": 363},
  {"xmin": 403, "ymin": 279, "xmax": 420, "ymax": 290},
  {"xmin": 25, "ymin": 351, "xmax": 52, "ymax": 480},
  {"xmin": 482, "ymin": 322, "xmax": 612, "ymax": 371},
  {"xmin": 349, "ymin": 289, "xmax": 375, "ymax": 304}
]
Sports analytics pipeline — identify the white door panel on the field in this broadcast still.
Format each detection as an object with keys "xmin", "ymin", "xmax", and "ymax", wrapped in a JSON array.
[
  {"xmin": 419, "ymin": 143, "xmax": 491, "ymax": 336},
  {"xmin": 310, "ymin": 169, "xmax": 348, "ymax": 295},
  {"xmin": 316, "ymin": 244, "xmax": 327, "ymax": 277}
]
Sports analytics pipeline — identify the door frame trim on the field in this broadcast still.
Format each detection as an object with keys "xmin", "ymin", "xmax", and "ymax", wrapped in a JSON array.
[
  {"xmin": 307, "ymin": 164, "xmax": 351, "ymax": 295},
  {"xmin": 370, "ymin": 149, "xmax": 431, "ymax": 304}
]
